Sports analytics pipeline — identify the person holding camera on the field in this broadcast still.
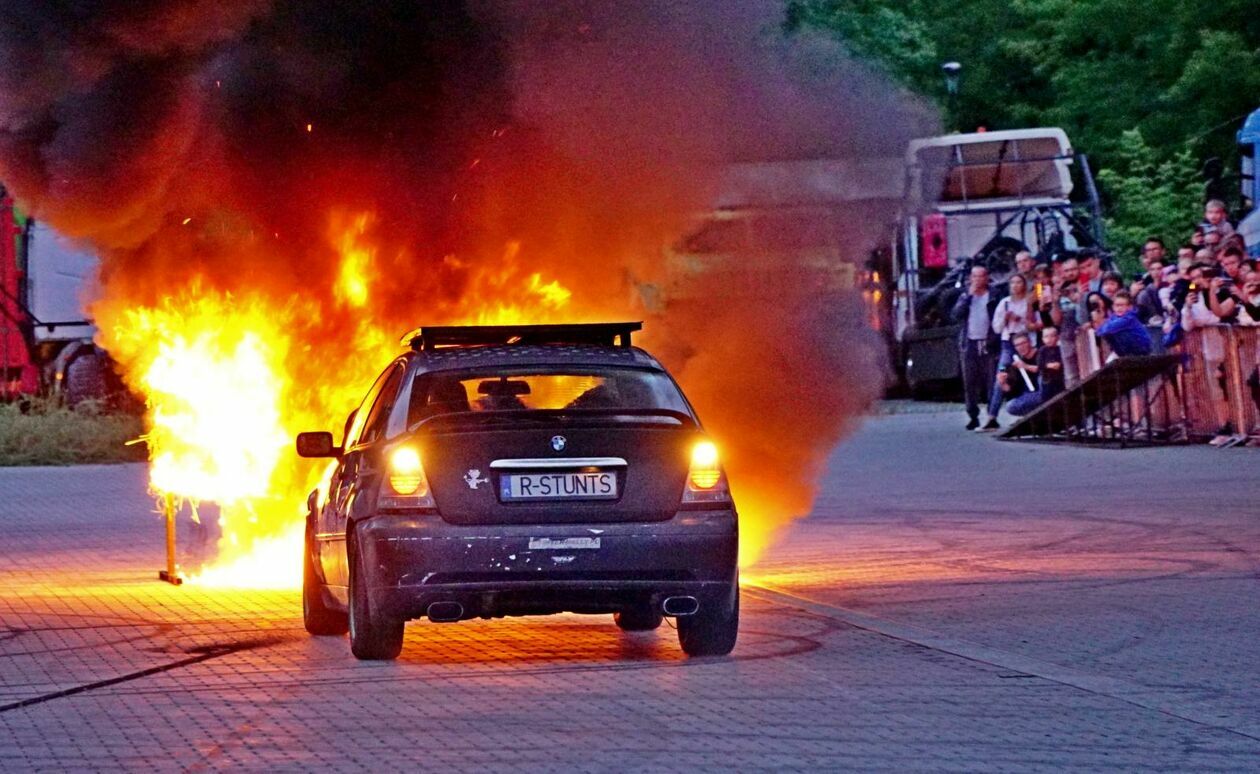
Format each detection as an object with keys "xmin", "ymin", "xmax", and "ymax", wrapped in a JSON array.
[
  {"xmin": 1050, "ymin": 280, "xmax": 1082, "ymax": 386},
  {"xmin": 985, "ymin": 274, "xmax": 1032, "ymax": 427},
  {"xmin": 1234, "ymin": 271, "xmax": 1260, "ymax": 326},
  {"xmin": 1133, "ymin": 259, "xmax": 1166, "ymax": 324},
  {"xmin": 1207, "ymin": 247, "xmax": 1252, "ymax": 323},
  {"xmin": 1181, "ymin": 265, "xmax": 1223, "ymax": 330}
]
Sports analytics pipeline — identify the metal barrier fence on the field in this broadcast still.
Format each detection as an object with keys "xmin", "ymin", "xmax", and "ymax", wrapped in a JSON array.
[
  {"xmin": 1069, "ymin": 324, "xmax": 1260, "ymax": 443},
  {"xmin": 1229, "ymin": 326, "xmax": 1260, "ymax": 438}
]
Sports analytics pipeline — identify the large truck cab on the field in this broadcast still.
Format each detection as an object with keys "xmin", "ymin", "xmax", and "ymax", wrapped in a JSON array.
[{"xmin": 889, "ymin": 128, "xmax": 1105, "ymax": 394}]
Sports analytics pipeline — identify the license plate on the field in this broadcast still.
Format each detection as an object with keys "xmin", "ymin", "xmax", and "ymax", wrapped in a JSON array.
[
  {"xmin": 528, "ymin": 537, "xmax": 601, "ymax": 550},
  {"xmin": 500, "ymin": 471, "xmax": 618, "ymax": 501}
]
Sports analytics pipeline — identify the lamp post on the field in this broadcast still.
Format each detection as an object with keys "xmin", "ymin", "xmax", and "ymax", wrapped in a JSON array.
[{"xmin": 941, "ymin": 61, "xmax": 962, "ymax": 131}]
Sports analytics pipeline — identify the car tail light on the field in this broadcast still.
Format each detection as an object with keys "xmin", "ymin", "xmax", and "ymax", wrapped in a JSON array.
[
  {"xmin": 380, "ymin": 445, "xmax": 435, "ymax": 510},
  {"xmin": 682, "ymin": 440, "xmax": 731, "ymax": 505}
]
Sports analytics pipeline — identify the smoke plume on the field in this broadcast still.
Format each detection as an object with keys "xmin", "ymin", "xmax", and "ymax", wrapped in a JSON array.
[{"xmin": 0, "ymin": 1, "xmax": 934, "ymax": 567}]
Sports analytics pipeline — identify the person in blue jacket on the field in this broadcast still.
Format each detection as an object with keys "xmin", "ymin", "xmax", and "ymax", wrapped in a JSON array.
[{"xmin": 1095, "ymin": 291, "xmax": 1153, "ymax": 357}]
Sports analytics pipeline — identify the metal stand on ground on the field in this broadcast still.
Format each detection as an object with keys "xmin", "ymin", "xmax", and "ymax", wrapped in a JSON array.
[{"xmin": 158, "ymin": 493, "xmax": 182, "ymax": 585}]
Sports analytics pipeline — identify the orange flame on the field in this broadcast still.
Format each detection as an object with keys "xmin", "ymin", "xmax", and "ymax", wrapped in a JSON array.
[{"xmin": 99, "ymin": 213, "xmax": 576, "ymax": 587}]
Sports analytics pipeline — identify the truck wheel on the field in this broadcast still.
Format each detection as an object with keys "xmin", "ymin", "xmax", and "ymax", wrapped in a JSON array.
[
  {"xmin": 678, "ymin": 583, "xmax": 739, "ymax": 657},
  {"xmin": 614, "ymin": 605, "xmax": 663, "ymax": 632},
  {"xmin": 348, "ymin": 534, "xmax": 404, "ymax": 660},
  {"xmin": 65, "ymin": 352, "xmax": 108, "ymax": 407},
  {"xmin": 303, "ymin": 527, "xmax": 348, "ymax": 636}
]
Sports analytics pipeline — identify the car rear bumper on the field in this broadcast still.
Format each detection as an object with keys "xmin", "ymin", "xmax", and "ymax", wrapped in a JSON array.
[{"xmin": 356, "ymin": 509, "xmax": 738, "ymax": 620}]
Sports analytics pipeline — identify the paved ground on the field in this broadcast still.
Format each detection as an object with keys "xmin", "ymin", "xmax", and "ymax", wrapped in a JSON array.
[{"xmin": 2, "ymin": 410, "xmax": 1259, "ymax": 771}]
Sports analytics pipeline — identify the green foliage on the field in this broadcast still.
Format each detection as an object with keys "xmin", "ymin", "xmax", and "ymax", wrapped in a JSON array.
[
  {"xmin": 786, "ymin": 0, "xmax": 1260, "ymax": 248},
  {"xmin": 0, "ymin": 397, "xmax": 146, "ymax": 466},
  {"xmin": 1096, "ymin": 130, "xmax": 1200, "ymax": 273}
]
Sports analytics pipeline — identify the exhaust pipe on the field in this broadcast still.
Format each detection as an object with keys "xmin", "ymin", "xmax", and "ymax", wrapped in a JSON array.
[
  {"xmin": 427, "ymin": 601, "xmax": 464, "ymax": 623},
  {"xmin": 662, "ymin": 595, "xmax": 699, "ymax": 617}
]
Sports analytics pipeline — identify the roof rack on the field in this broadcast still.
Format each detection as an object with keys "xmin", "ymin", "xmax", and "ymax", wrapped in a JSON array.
[{"xmin": 401, "ymin": 322, "xmax": 642, "ymax": 351}]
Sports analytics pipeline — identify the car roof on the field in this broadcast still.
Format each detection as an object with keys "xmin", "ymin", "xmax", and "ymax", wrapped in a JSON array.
[{"xmin": 410, "ymin": 343, "xmax": 666, "ymax": 374}]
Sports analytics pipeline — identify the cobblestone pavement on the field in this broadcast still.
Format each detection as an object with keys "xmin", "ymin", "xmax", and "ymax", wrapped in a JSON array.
[{"xmin": 2, "ymin": 416, "xmax": 1259, "ymax": 771}]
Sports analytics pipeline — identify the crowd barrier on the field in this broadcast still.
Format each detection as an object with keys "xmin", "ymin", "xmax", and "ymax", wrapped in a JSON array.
[{"xmin": 1072, "ymin": 324, "xmax": 1260, "ymax": 442}]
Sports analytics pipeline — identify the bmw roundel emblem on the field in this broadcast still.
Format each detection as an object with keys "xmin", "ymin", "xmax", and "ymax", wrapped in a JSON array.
[{"xmin": 550, "ymin": 435, "xmax": 567, "ymax": 452}]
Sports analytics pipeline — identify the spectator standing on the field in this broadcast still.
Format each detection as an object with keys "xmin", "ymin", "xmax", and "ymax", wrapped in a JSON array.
[
  {"xmin": 1202, "ymin": 199, "xmax": 1236, "ymax": 239},
  {"xmin": 1208, "ymin": 246, "xmax": 1251, "ymax": 323},
  {"xmin": 1059, "ymin": 256, "xmax": 1081, "ymax": 285},
  {"xmin": 1141, "ymin": 237, "xmax": 1167, "ymax": 272},
  {"xmin": 1132, "ymin": 260, "xmax": 1165, "ymax": 324},
  {"xmin": 1180, "ymin": 266, "xmax": 1232, "ymax": 444},
  {"xmin": 1033, "ymin": 263, "xmax": 1053, "ymax": 298},
  {"xmin": 1233, "ymin": 270, "xmax": 1260, "ymax": 325},
  {"xmin": 1030, "ymin": 275, "xmax": 1056, "ymax": 335},
  {"xmin": 1007, "ymin": 327, "xmax": 1066, "ymax": 416},
  {"xmin": 1203, "ymin": 230, "xmax": 1223, "ymax": 255},
  {"xmin": 1015, "ymin": 251, "xmax": 1036, "ymax": 286},
  {"xmin": 951, "ymin": 266, "xmax": 1002, "ymax": 431},
  {"xmin": 986, "ymin": 274, "xmax": 1032, "ymax": 427},
  {"xmin": 1079, "ymin": 250, "xmax": 1103, "ymax": 291},
  {"xmin": 1180, "ymin": 265, "xmax": 1220, "ymax": 330},
  {"xmin": 1100, "ymin": 271, "xmax": 1124, "ymax": 299},
  {"xmin": 1075, "ymin": 250, "xmax": 1105, "ymax": 325},
  {"xmin": 1051, "ymin": 280, "xmax": 1083, "ymax": 386}
]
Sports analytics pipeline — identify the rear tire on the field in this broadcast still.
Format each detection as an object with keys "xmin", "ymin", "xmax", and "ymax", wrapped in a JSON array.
[
  {"xmin": 348, "ymin": 533, "xmax": 404, "ymax": 660},
  {"xmin": 678, "ymin": 583, "xmax": 739, "ymax": 657},
  {"xmin": 303, "ymin": 527, "xmax": 348, "ymax": 636},
  {"xmin": 614, "ymin": 605, "xmax": 663, "ymax": 632}
]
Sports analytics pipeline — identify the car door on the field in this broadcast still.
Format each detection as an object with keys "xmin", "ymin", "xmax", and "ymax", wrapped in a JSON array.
[
  {"xmin": 325, "ymin": 363, "xmax": 403, "ymax": 587},
  {"xmin": 319, "ymin": 361, "xmax": 405, "ymax": 587}
]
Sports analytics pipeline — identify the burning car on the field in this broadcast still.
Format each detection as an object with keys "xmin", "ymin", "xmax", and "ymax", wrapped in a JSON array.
[{"xmin": 296, "ymin": 322, "xmax": 739, "ymax": 660}]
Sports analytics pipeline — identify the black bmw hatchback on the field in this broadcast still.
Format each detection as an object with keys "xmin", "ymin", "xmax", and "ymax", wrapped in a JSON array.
[{"xmin": 296, "ymin": 322, "xmax": 739, "ymax": 660}]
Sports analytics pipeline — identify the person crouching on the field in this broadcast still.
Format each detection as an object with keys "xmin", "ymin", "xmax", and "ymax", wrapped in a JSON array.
[{"xmin": 1006, "ymin": 328, "xmax": 1066, "ymax": 417}]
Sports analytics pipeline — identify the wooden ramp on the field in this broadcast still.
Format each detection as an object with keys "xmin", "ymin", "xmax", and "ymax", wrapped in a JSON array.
[{"xmin": 1000, "ymin": 355, "xmax": 1185, "ymax": 446}]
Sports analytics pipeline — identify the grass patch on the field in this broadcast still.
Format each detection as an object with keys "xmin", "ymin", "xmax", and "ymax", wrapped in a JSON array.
[{"xmin": 0, "ymin": 397, "xmax": 147, "ymax": 466}]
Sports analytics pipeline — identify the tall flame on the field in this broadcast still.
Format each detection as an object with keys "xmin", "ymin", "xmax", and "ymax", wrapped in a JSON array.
[{"xmin": 101, "ymin": 215, "xmax": 576, "ymax": 587}]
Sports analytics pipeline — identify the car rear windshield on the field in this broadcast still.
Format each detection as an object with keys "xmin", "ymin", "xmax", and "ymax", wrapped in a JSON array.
[{"xmin": 407, "ymin": 367, "xmax": 690, "ymax": 425}]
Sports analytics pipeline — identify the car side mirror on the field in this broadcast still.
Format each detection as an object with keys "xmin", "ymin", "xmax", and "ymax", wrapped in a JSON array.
[{"xmin": 296, "ymin": 431, "xmax": 342, "ymax": 458}]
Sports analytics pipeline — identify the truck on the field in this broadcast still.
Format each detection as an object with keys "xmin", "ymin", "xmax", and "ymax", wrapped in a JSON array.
[
  {"xmin": 880, "ymin": 128, "xmax": 1107, "ymax": 395},
  {"xmin": 0, "ymin": 187, "xmax": 115, "ymax": 405}
]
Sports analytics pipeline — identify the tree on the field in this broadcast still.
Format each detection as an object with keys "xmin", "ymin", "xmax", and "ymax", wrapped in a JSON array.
[
  {"xmin": 785, "ymin": 0, "xmax": 1260, "ymax": 249},
  {"xmin": 1096, "ymin": 130, "xmax": 1200, "ymax": 272}
]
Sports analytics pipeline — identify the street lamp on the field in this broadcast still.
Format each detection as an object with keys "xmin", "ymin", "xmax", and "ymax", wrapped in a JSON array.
[{"xmin": 941, "ymin": 61, "xmax": 961, "ymax": 131}]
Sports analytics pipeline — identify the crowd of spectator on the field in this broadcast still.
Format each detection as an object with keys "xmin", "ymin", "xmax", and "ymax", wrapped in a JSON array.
[{"xmin": 953, "ymin": 199, "xmax": 1257, "ymax": 434}]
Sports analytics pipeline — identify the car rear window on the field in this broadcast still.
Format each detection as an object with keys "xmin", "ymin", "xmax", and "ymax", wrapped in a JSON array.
[{"xmin": 407, "ymin": 367, "xmax": 690, "ymax": 425}]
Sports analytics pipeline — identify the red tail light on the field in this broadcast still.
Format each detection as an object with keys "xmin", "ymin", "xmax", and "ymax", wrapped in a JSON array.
[{"xmin": 380, "ymin": 445, "xmax": 435, "ymax": 510}]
